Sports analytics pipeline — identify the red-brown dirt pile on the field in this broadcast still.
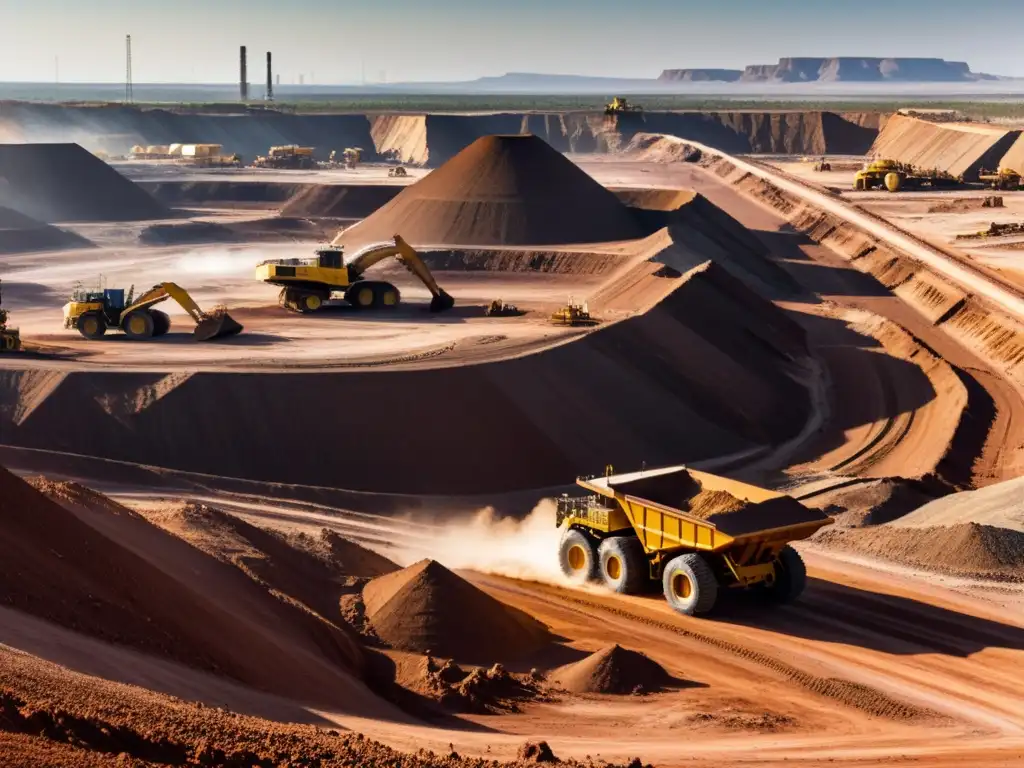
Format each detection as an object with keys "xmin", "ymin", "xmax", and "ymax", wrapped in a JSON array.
[
  {"xmin": 3, "ymin": 469, "xmax": 390, "ymax": 713},
  {"xmin": 0, "ymin": 206, "xmax": 93, "ymax": 253},
  {"xmin": 405, "ymin": 657, "xmax": 543, "ymax": 714},
  {"xmin": 336, "ymin": 134, "xmax": 645, "ymax": 247},
  {"xmin": 0, "ymin": 143, "xmax": 167, "ymax": 222},
  {"xmin": 281, "ymin": 184, "xmax": 405, "ymax": 219},
  {"xmin": 551, "ymin": 645, "xmax": 672, "ymax": 695},
  {"xmin": 362, "ymin": 559, "xmax": 550, "ymax": 660},
  {"xmin": 816, "ymin": 522, "xmax": 1024, "ymax": 580}
]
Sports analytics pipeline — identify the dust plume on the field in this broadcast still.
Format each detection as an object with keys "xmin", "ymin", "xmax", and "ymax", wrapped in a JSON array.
[
  {"xmin": 390, "ymin": 499, "xmax": 567, "ymax": 584},
  {"xmin": 174, "ymin": 248, "xmax": 259, "ymax": 276}
]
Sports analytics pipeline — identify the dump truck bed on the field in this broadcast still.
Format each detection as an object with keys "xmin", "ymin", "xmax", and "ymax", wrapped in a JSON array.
[{"xmin": 576, "ymin": 465, "xmax": 830, "ymax": 553}]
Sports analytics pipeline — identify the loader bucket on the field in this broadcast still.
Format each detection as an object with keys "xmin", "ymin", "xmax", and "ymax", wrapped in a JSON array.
[
  {"xmin": 429, "ymin": 290, "xmax": 456, "ymax": 313},
  {"xmin": 194, "ymin": 310, "xmax": 243, "ymax": 341}
]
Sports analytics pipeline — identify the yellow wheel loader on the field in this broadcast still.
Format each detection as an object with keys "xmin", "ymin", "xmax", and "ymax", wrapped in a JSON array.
[
  {"xmin": 0, "ymin": 279, "xmax": 22, "ymax": 353},
  {"xmin": 63, "ymin": 282, "xmax": 243, "ymax": 341},
  {"xmin": 557, "ymin": 465, "xmax": 832, "ymax": 616},
  {"xmin": 256, "ymin": 234, "xmax": 455, "ymax": 313}
]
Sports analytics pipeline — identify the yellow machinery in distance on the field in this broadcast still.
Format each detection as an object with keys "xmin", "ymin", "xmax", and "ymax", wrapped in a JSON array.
[
  {"xmin": 557, "ymin": 465, "xmax": 832, "ymax": 616},
  {"xmin": 256, "ymin": 234, "xmax": 455, "ymax": 313},
  {"xmin": 63, "ymin": 282, "xmax": 243, "ymax": 341},
  {"xmin": 605, "ymin": 96, "xmax": 643, "ymax": 116},
  {"xmin": 979, "ymin": 167, "xmax": 1022, "ymax": 190},
  {"xmin": 551, "ymin": 297, "xmax": 597, "ymax": 326},
  {"xmin": 854, "ymin": 158, "xmax": 961, "ymax": 192},
  {"xmin": 0, "ymin": 279, "xmax": 22, "ymax": 352},
  {"xmin": 252, "ymin": 145, "xmax": 316, "ymax": 170}
]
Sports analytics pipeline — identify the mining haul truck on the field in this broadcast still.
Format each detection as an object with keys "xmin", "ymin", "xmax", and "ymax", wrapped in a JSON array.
[{"xmin": 557, "ymin": 465, "xmax": 832, "ymax": 616}]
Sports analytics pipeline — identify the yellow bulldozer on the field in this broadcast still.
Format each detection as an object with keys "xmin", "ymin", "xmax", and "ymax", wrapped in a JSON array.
[
  {"xmin": 256, "ymin": 234, "xmax": 455, "ymax": 313},
  {"xmin": 605, "ymin": 96, "xmax": 642, "ymax": 116},
  {"xmin": 979, "ymin": 167, "xmax": 1022, "ymax": 191},
  {"xmin": 551, "ymin": 297, "xmax": 597, "ymax": 326},
  {"xmin": 251, "ymin": 145, "xmax": 316, "ymax": 170},
  {"xmin": 63, "ymin": 282, "xmax": 243, "ymax": 341},
  {"xmin": 0, "ymin": 279, "xmax": 22, "ymax": 353},
  {"xmin": 557, "ymin": 465, "xmax": 832, "ymax": 616}
]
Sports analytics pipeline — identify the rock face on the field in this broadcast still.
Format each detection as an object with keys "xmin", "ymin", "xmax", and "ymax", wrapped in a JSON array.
[
  {"xmin": 739, "ymin": 57, "xmax": 990, "ymax": 83},
  {"xmin": 658, "ymin": 69, "xmax": 743, "ymax": 82}
]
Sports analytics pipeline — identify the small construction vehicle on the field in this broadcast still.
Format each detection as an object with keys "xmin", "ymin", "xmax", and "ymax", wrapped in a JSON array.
[
  {"xmin": 813, "ymin": 157, "xmax": 832, "ymax": 172},
  {"xmin": 605, "ymin": 97, "xmax": 643, "ymax": 116},
  {"xmin": 979, "ymin": 167, "xmax": 1022, "ymax": 190},
  {"xmin": 550, "ymin": 297, "xmax": 597, "ymax": 326},
  {"xmin": 485, "ymin": 299, "xmax": 522, "ymax": 317},
  {"xmin": 251, "ymin": 145, "xmax": 316, "ymax": 170},
  {"xmin": 854, "ymin": 158, "xmax": 961, "ymax": 192},
  {"xmin": 0, "ymin": 279, "xmax": 22, "ymax": 353},
  {"xmin": 342, "ymin": 148, "xmax": 362, "ymax": 170},
  {"xmin": 256, "ymin": 234, "xmax": 455, "ymax": 313},
  {"xmin": 388, "ymin": 166, "xmax": 408, "ymax": 178},
  {"xmin": 557, "ymin": 465, "xmax": 832, "ymax": 616},
  {"xmin": 63, "ymin": 282, "xmax": 243, "ymax": 341}
]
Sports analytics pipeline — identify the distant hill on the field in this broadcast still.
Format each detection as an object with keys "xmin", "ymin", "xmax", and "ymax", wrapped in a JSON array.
[
  {"xmin": 658, "ymin": 69, "xmax": 743, "ymax": 83},
  {"xmin": 738, "ymin": 57, "xmax": 997, "ymax": 83}
]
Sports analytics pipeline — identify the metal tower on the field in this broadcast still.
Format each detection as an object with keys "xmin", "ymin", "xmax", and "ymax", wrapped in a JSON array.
[{"xmin": 125, "ymin": 35, "xmax": 133, "ymax": 104}]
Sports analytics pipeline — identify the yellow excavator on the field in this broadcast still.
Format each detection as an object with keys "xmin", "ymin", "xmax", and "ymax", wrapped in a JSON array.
[
  {"xmin": 63, "ymin": 282, "xmax": 243, "ymax": 341},
  {"xmin": 256, "ymin": 234, "xmax": 455, "ymax": 313},
  {"xmin": 0, "ymin": 279, "xmax": 22, "ymax": 353}
]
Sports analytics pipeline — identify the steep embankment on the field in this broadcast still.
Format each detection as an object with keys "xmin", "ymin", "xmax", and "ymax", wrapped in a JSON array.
[
  {"xmin": 0, "ymin": 103, "xmax": 884, "ymax": 168},
  {"xmin": 0, "ymin": 260, "xmax": 809, "ymax": 494},
  {"xmin": 0, "ymin": 206, "xmax": 93, "ymax": 253},
  {"xmin": 0, "ymin": 143, "xmax": 167, "ymax": 222}
]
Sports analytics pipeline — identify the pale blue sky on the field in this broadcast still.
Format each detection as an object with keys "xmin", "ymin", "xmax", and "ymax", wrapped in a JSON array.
[{"xmin": 1, "ymin": 0, "xmax": 1021, "ymax": 83}]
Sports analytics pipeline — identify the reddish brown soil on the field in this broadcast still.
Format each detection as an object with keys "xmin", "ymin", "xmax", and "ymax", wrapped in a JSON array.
[
  {"xmin": 337, "ymin": 135, "xmax": 645, "ymax": 247},
  {"xmin": 551, "ymin": 645, "xmax": 672, "ymax": 695},
  {"xmin": 0, "ymin": 143, "xmax": 166, "ymax": 222},
  {"xmin": 362, "ymin": 560, "xmax": 550, "ymax": 661}
]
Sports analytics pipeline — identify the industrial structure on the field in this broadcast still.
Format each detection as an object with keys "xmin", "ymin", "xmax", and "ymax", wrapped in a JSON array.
[
  {"xmin": 239, "ymin": 46, "xmax": 248, "ymax": 102},
  {"xmin": 266, "ymin": 52, "xmax": 274, "ymax": 102}
]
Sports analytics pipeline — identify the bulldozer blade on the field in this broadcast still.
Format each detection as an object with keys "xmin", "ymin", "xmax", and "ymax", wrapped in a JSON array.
[
  {"xmin": 429, "ymin": 290, "xmax": 456, "ymax": 313},
  {"xmin": 194, "ymin": 311, "xmax": 243, "ymax": 341}
]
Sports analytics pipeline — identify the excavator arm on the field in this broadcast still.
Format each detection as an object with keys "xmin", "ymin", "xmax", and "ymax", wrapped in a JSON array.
[
  {"xmin": 341, "ymin": 235, "xmax": 455, "ymax": 312},
  {"xmin": 121, "ymin": 282, "xmax": 242, "ymax": 341}
]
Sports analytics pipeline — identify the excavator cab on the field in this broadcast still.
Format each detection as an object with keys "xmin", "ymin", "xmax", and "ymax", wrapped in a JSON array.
[{"xmin": 316, "ymin": 247, "xmax": 344, "ymax": 269}]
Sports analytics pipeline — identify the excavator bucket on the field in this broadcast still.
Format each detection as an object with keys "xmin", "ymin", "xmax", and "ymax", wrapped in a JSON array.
[
  {"xmin": 429, "ymin": 289, "xmax": 456, "ymax": 313},
  {"xmin": 194, "ymin": 309, "xmax": 243, "ymax": 341}
]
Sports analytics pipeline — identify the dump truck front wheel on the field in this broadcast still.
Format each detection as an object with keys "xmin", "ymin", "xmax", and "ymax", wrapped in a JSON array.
[
  {"xmin": 598, "ymin": 536, "xmax": 648, "ymax": 594},
  {"xmin": 663, "ymin": 553, "xmax": 718, "ymax": 616},
  {"xmin": 559, "ymin": 529, "xmax": 599, "ymax": 584},
  {"xmin": 764, "ymin": 545, "xmax": 807, "ymax": 604},
  {"xmin": 122, "ymin": 309, "xmax": 155, "ymax": 340},
  {"xmin": 76, "ymin": 312, "xmax": 107, "ymax": 340}
]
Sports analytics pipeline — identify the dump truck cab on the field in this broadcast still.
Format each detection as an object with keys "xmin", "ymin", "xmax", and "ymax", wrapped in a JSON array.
[{"xmin": 557, "ymin": 465, "xmax": 832, "ymax": 616}]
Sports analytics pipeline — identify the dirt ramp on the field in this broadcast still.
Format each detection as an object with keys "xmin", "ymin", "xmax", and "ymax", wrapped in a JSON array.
[
  {"xmin": 1, "ymin": 467, "xmax": 396, "ymax": 713},
  {"xmin": 552, "ymin": 645, "xmax": 673, "ymax": 694},
  {"xmin": 890, "ymin": 475, "xmax": 1024, "ymax": 533},
  {"xmin": 281, "ymin": 183, "xmax": 404, "ymax": 219},
  {"xmin": 362, "ymin": 559, "xmax": 550, "ymax": 660},
  {"xmin": 0, "ymin": 143, "xmax": 167, "ymax": 222},
  {"xmin": 337, "ymin": 134, "xmax": 645, "ymax": 247},
  {"xmin": 0, "ymin": 205, "xmax": 93, "ymax": 253},
  {"xmin": 868, "ymin": 114, "xmax": 1020, "ymax": 181}
]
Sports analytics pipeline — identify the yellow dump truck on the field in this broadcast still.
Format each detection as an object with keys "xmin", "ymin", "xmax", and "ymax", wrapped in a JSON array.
[{"xmin": 557, "ymin": 465, "xmax": 832, "ymax": 616}]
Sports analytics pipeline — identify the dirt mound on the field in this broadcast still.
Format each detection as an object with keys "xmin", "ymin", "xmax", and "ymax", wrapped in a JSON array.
[
  {"xmin": 817, "ymin": 522, "xmax": 1024, "ymax": 580},
  {"xmin": 868, "ymin": 115, "xmax": 1019, "ymax": 181},
  {"xmin": 889, "ymin": 475, "xmax": 1024, "ymax": 533},
  {"xmin": 1000, "ymin": 132, "xmax": 1024, "ymax": 176},
  {"xmin": 0, "ymin": 143, "xmax": 167, "ymax": 222},
  {"xmin": 281, "ymin": 184, "xmax": 405, "ymax": 220},
  {"xmin": 625, "ymin": 133, "xmax": 703, "ymax": 163},
  {"xmin": 0, "ymin": 205, "xmax": 93, "ymax": 253},
  {"xmin": 552, "ymin": 645, "xmax": 672, "ymax": 695},
  {"xmin": 806, "ymin": 477, "xmax": 947, "ymax": 528},
  {"xmin": 404, "ymin": 657, "xmax": 542, "ymax": 713},
  {"xmin": 1, "ymin": 468, "xmax": 391, "ymax": 713},
  {"xmin": 362, "ymin": 559, "xmax": 549, "ymax": 660},
  {"xmin": 337, "ymin": 134, "xmax": 645, "ymax": 247}
]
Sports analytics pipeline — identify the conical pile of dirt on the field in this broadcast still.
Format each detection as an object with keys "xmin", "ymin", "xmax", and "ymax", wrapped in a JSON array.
[
  {"xmin": 336, "ymin": 134, "xmax": 645, "ymax": 247},
  {"xmin": 0, "ymin": 206, "xmax": 93, "ymax": 253},
  {"xmin": 362, "ymin": 559, "xmax": 549, "ymax": 660},
  {"xmin": 552, "ymin": 645, "xmax": 671, "ymax": 694},
  {"xmin": 0, "ymin": 143, "xmax": 167, "ymax": 222}
]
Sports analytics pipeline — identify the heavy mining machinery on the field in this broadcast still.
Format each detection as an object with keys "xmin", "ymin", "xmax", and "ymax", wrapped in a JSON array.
[
  {"xmin": 854, "ymin": 159, "xmax": 961, "ymax": 192},
  {"xmin": 605, "ymin": 97, "xmax": 643, "ymax": 116},
  {"xmin": 551, "ymin": 297, "xmax": 597, "ymax": 326},
  {"xmin": 256, "ymin": 234, "xmax": 455, "ymax": 313},
  {"xmin": 0, "ymin": 279, "xmax": 21, "ymax": 353},
  {"xmin": 979, "ymin": 167, "xmax": 1022, "ymax": 191},
  {"xmin": 251, "ymin": 145, "xmax": 317, "ymax": 170},
  {"xmin": 388, "ymin": 166, "xmax": 408, "ymax": 177},
  {"xmin": 486, "ymin": 298, "xmax": 522, "ymax": 317},
  {"xmin": 557, "ymin": 465, "xmax": 832, "ymax": 616},
  {"xmin": 63, "ymin": 282, "xmax": 243, "ymax": 341}
]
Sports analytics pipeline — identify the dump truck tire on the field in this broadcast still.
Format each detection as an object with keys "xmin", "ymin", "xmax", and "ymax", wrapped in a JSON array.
[
  {"xmin": 150, "ymin": 310, "xmax": 171, "ymax": 337},
  {"xmin": 598, "ymin": 536, "xmax": 648, "ymax": 595},
  {"xmin": 559, "ymin": 529, "xmax": 599, "ymax": 584},
  {"xmin": 122, "ymin": 309, "xmax": 155, "ymax": 340},
  {"xmin": 346, "ymin": 284, "xmax": 377, "ymax": 310},
  {"xmin": 765, "ymin": 545, "xmax": 807, "ymax": 604},
  {"xmin": 76, "ymin": 312, "xmax": 107, "ymax": 340},
  {"xmin": 663, "ymin": 553, "xmax": 718, "ymax": 616}
]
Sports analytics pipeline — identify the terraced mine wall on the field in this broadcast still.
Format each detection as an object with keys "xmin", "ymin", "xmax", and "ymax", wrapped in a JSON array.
[
  {"xmin": 0, "ymin": 103, "xmax": 884, "ymax": 167},
  {"xmin": 0, "ymin": 261, "xmax": 810, "ymax": 495}
]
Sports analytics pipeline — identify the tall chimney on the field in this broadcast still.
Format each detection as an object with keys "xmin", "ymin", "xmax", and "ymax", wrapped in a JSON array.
[
  {"xmin": 239, "ymin": 46, "xmax": 248, "ymax": 101},
  {"xmin": 266, "ymin": 52, "xmax": 273, "ymax": 101}
]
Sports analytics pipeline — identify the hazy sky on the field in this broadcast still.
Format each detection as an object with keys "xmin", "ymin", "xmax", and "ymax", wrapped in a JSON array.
[{"xmin": 1, "ymin": 0, "xmax": 1022, "ymax": 83}]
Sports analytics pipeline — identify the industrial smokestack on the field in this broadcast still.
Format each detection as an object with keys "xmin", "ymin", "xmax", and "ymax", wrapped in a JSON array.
[
  {"xmin": 239, "ymin": 46, "xmax": 248, "ymax": 101},
  {"xmin": 266, "ymin": 52, "xmax": 273, "ymax": 101}
]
